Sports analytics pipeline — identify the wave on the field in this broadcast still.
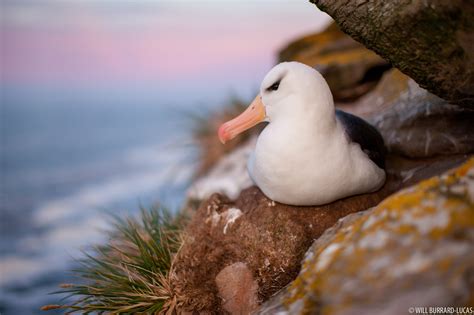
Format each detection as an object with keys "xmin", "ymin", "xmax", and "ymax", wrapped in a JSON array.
[{"xmin": 1, "ymin": 143, "xmax": 195, "ymax": 289}]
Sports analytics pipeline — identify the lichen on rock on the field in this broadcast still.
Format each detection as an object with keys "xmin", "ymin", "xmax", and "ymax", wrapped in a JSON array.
[
  {"xmin": 259, "ymin": 158, "xmax": 474, "ymax": 315},
  {"xmin": 279, "ymin": 22, "xmax": 390, "ymax": 102},
  {"xmin": 310, "ymin": 0, "xmax": 474, "ymax": 107}
]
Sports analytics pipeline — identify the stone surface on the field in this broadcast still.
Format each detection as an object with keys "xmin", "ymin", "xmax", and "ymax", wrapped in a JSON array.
[
  {"xmin": 258, "ymin": 158, "xmax": 474, "ymax": 315},
  {"xmin": 310, "ymin": 0, "xmax": 474, "ymax": 106},
  {"xmin": 188, "ymin": 137, "xmax": 256, "ymax": 201},
  {"xmin": 337, "ymin": 68, "xmax": 411, "ymax": 118},
  {"xmin": 215, "ymin": 262, "xmax": 259, "ymax": 315},
  {"xmin": 339, "ymin": 69, "xmax": 474, "ymax": 158},
  {"xmin": 279, "ymin": 22, "xmax": 390, "ymax": 102}
]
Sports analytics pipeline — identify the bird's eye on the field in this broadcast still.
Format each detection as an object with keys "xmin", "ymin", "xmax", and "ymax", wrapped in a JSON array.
[{"xmin": 266, "ymin": 80, "xmax": 280, "ymax": 92}]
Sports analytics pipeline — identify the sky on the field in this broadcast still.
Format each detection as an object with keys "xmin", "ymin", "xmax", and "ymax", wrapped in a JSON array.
[{"xmin": 1, "ymin": 0, "xmax": 331, "ymax": 92}]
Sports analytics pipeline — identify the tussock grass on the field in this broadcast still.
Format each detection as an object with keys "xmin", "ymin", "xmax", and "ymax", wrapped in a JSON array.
[{"xmin": 43, "ymin": 208, "xmax": 187, "ymax": 314}]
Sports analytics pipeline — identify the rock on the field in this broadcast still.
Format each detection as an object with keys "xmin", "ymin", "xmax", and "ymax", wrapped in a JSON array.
[
  {"xmin": 386, "ymin": 154, "xmax": 472, "ymax": 188},
  {"xmin": 310, "ymin": 0, "xmax": 474, "ymax": 106},
  {"xmin": 258, "ymin": 158, "xmax": 474, "ymax": 315},
  {"xmin": 339, "ymin": 69, "xmax": 474, "ymax": 158},
  {"xmin": 188, "ymin": 137, "xmax": 256, "ymax": 201},
  {"xmin": 215, "ymin": 262, "xmax": 259, "ymax": 315},
  {"xmin": 337, "ymin": 68, "xmax": 411, "ymax": 118},
  {"xmin": 279, "ymin": 22, "xmax": 390, "ymax": 102}
]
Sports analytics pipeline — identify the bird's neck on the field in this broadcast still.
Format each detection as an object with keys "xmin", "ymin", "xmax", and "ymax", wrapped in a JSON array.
[{"xmin": 270, "ymin": 98, "xmax": 337, "ymax": 135}]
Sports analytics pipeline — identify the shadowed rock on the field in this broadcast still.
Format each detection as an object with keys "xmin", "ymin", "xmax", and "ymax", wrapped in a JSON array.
[
  {"xmin": 339, "ymin": 69, "xmax": 474, "ymax": 158},
  {"xmin": 310, "ymin": 0, "xmax": 474, "ymax": 106},
  {"xmin": 279, "ymin": 22, "xmax": 390, "ymax": 102}
]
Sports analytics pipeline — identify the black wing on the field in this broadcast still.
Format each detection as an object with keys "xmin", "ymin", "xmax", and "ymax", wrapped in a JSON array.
[{"xmin": 335, "ymin": 109, "xmax": 386, "ymax": 169}]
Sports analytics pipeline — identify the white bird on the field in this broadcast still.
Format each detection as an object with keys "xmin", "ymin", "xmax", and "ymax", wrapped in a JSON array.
[{"xmin": 218, "ymin": 62, "xmax": 386, "ymax": 206}]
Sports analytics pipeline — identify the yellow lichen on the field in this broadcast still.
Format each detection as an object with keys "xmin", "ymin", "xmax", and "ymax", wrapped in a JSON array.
[{"xmin": 284, "ymin": 158, "xmax": 474, "ymax": 314}]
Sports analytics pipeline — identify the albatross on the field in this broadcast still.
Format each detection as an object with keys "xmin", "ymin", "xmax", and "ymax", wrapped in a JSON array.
[{"xmin": 218, "ymin": 62, "xmax": 386, "ymax": 206}]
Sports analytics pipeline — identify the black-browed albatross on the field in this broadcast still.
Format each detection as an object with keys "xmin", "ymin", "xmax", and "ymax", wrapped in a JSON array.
[{"xmin": 218, "ymin": 62, "xmax": 386, "ymax": 206}]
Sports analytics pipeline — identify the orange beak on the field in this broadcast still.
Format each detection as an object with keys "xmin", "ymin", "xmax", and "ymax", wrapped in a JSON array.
[{"xmin": 218, "ymin": 95, "xmax": 266, "ymax": 144}]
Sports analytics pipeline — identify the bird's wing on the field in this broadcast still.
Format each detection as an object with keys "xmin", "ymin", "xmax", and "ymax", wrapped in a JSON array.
[{"xmin": 335, "ymin": 109, "xmax": 386, "ymax": 169}]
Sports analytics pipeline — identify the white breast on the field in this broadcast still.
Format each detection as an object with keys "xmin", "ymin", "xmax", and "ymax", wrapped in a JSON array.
[{"xmin": 248, "ymin": 120, "xmax": 385, "ymax": 206}]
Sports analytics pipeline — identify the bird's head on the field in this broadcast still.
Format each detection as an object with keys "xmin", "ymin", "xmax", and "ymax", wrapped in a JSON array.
[{"xmin": 218, "ymin": 62, "xmax": 332, "ymax": 144}]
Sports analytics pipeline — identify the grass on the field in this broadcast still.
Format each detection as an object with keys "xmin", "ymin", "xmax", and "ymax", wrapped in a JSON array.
[{"xmin": 42, "ymin": 207, "xmax": 187, "ymax": 314}]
